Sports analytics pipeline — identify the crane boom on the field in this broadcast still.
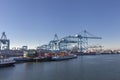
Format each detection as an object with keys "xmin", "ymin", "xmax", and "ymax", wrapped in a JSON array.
[{"xmin": 83, "ymin": 37, "xmax": 102, "ymax": 39}]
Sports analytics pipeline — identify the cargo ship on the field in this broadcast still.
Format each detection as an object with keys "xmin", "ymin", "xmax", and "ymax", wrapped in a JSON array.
[{"xmin": 14, "ymin": 51, "xmax": 78, "ymax": 62}]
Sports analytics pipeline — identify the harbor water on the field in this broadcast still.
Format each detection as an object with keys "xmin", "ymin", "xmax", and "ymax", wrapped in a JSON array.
[{"xmin": 0, "ymin": 54, "xmax": 120, "ymax": 80}]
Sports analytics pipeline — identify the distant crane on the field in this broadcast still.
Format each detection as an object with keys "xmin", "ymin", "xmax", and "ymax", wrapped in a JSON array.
[
  {"xmin": 40, "ymin": 30, "xmax": 102, "ymax": 52},
  {"xmin": 88, "ymin": 45, "xmax": 103, "ymax": 52},
  {"xmin": 58, "ymin": 30, "xmax": 102, "ymax": 52},
  {"xmin": 75, "ymin": 30, "xmax": 102, "ymax": 52},
  {"xmin": 0, "ymin": 32, "xmax": 10, "ymax": 50}
]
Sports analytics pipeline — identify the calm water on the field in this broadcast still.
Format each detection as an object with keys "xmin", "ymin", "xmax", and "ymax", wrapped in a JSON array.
[{"xmin": 1, "ymin": 54, "xmax": 120, "ymax": 80}]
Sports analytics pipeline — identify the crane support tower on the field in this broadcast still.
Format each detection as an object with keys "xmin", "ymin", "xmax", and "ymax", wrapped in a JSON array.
[
  {"xmin": 49, "ymin": 33, "xmax": 60, "ymax": 50},
  {"xmin": 0, "ymin": 32, "xmax": 10, "ymax": 50}
]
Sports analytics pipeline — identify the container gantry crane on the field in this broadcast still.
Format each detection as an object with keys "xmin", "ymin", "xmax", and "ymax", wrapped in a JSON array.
[
  {"xmin": 58, "ymin": 30, "xmax": 102, "ymax": 52},
  {"xmin": 40, "ymin": 30, "xmax": 102, "ymax": 52},
  {"xmin": 0, "ymin": 32, "xmax": 10, "ymax": 51}
]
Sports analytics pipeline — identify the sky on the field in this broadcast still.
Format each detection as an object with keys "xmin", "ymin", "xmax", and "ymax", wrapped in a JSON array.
[{"xmin": 0, "ymin": 0, "xmax": 120, "ymax": 49}]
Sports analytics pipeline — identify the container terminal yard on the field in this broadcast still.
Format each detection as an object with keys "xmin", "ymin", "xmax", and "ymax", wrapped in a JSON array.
[
  {"xmin": 0, "ymin": 31, "xmax": 120, "ymax": 67},
  {"xmin": 0, "ymin": 31, "xmax": 120, "ymax": 58}
]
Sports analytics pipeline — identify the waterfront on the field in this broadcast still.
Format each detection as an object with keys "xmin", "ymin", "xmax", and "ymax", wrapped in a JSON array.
[{"xmin": 1, "ymin": 54, "xmax": 120, "ymax": 80}]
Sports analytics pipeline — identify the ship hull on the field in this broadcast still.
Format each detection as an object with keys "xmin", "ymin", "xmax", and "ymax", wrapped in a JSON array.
[
  {"xmin": 51, "ymin": 55, "xmax": 77, "ymax": 61},
  {"xmin": 14, "ymin": 57, "xmax": 52, "ymax": 63},
  {"xmin": 0, "ymin": 61, "xmax": 15, "ymax": 67}
]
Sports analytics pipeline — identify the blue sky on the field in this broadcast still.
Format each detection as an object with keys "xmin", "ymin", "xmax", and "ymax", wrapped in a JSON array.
[{"xmin": 0, "ymin": 0, "xmax": 120, "ymax": 49}]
